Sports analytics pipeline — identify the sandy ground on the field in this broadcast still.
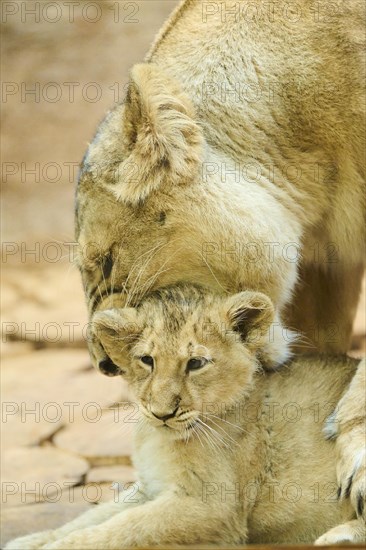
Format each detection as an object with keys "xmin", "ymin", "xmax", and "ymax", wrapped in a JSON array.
[{"xmin": 1, "ymin": 0, "xmax": 365, "ymax": 545}]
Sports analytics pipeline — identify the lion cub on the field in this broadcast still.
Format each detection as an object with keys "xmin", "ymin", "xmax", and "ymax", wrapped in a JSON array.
[{"xmin": 6, "ymin": 285, "xmax": 365, "ymax": 549}]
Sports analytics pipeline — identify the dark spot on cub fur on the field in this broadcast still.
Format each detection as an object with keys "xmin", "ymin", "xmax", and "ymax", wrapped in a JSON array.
[
  {"xmin": 102, "ymin": 253, "xmax": 114, "ymax": 279},
  {"xmin": 357, "ymin": 492, "xmax": 364, "ymax": 518},
  {"xmin": 344, "ymin": 474, "xmax": 354, "ymax": 499},
  {"xmin": 158, "ymin": 211, "xmax": 167, "ymax": 225}
]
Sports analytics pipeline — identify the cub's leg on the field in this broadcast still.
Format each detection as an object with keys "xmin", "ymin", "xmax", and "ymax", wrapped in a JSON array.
[
  {"xmin": 325, "ymin": 359, "xmax": 366, "ymax": 522},
  {"xmin": 4, "ymin": 485, "xmax": 146, "ymax": 550},
  {"xmin": 41, "ymin": 493, "xmax": 240, "ymax": 549},
  {"xmin": 315, "ymin": 518, "xmax": 366, "ymax": 545},
  {"xmin": 286, "ymin": 263, "xmax": 364, "ymax": 353}
]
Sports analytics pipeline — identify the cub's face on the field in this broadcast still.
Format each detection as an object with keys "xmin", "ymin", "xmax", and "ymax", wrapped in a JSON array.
[{"xmin": 92, "ymin": 286, "xmax": 274, "ymax": 439}]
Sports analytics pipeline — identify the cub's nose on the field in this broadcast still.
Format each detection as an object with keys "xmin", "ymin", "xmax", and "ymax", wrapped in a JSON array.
[{"xmin": 151, "ymin": 405, "xmax": 179, "ymax": 422}]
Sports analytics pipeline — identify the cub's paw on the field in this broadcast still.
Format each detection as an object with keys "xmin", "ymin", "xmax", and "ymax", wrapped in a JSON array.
[
  {"xmin": 4, "ymin": 530, "xmax": 56, "ymax": 549},
  {"xmin": 315, "ymin": 519, "xmax": 366, "ymax": 545}
]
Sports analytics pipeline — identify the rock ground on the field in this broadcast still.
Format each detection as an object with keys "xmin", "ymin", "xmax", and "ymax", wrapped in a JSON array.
[{"xmin": 1, "ymin": 0, "xmax": 365, "ymax": 546}]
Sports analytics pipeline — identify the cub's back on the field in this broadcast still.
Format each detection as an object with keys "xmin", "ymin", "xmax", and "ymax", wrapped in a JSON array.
[
  {"xmin": 247, "ymin": 355, "xmax": 358, "ymax": 543},
  {"xmin": 264, "ymin": 354, "xmax": 358, "ymax": 416}
]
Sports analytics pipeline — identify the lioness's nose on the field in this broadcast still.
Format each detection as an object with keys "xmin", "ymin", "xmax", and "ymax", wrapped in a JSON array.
[{"xmin": 151, "ymin": 405, "xmax": 179, "ymax": 422}]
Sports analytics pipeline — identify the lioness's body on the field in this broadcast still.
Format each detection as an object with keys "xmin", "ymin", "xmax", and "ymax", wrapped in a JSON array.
[{"xmin": 77, "ymin": 0, "xmax": 365, "ymax": 367}]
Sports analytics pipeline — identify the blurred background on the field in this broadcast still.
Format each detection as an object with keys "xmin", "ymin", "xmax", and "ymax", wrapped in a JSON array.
[{"xmin": 1, "ymin": 0, "xmax": 365, "ymax": 545}]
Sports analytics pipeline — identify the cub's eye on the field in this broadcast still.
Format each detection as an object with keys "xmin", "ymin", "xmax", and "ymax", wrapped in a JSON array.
[
  {"xmin": 187, "ymin": 357, "xmax": 207, "ymax": 371},
  {"xmin": 140, "ymin": 355, "xmax": 154, "ymax": 368}
]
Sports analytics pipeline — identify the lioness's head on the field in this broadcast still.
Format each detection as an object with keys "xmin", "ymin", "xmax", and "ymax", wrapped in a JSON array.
[
  {"xmin": 77, "ymin": 63, "xmax": 296, "ymax": 376},
  {"xmin": 92, "ymin": 285, "xmax": 275, "ymax": 438}
]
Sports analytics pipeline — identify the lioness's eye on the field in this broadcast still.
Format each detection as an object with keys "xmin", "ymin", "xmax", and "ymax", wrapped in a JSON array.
[
  {"xmin": 187, "ymin": 357, "xmax": 207, "ymax": 371},
  {"xmin": 140, "ymin": 355, "xmax": 154, "ymax": 368}
]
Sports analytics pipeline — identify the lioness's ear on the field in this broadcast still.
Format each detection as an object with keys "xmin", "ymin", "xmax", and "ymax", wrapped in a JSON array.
[
  {"xmin": 113, "ymin": 63, "xmax": 204, "ymax": 204},
  {"xmin": 92, "ymin": 308, "xmax": 141, "ymax": 376},
  {"xmin": 224, "ymin": 291, "xmax": 274, "ymax": 347}
]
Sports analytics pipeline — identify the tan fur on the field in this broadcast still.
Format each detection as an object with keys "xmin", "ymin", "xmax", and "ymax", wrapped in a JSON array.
[{"xmin": 7, "ymin": 287, "xmax": 365, "ymax": 548}]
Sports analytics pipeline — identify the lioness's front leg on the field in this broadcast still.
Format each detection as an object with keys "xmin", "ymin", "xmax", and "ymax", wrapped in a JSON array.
[
  {"xmin": 5, "ymin": 485, "xmax": 146, "ymax": 550},
  {"xmin": 287, "ymin": 263, "xmax": 364, "ymax": 354},
  {"xmin": 43, "ymin": 492, "xmax": 241, "ymax": 549},
  {"xmin": 325, "ymin": 359, "xmax": 366, "ymax": 521}
]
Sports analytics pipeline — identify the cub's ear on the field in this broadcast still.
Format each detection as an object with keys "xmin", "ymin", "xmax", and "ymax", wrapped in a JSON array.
[
  {"xmin": 223, "ymin": 291, "xmax": 275, "ymax": 348},
  {"xmin": 223, "ymin": 291, "xmax": 296, "ymax": 367},
  {"xmin": 91, "ymin": 308, "xmax": 141, "ymax": 376},
  {"xmin": 112, "ymin": 63, "xmax": 204, "ymax": 204}
]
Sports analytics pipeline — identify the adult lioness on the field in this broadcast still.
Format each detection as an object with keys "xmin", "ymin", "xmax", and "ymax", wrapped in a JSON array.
[
  {"xmin": 74, "ymin": 0, "xmax": 365, "ymax": 536},
  {"xmin": 77, "ymin": 0, "xmax": 365, "ymax": 369}
]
